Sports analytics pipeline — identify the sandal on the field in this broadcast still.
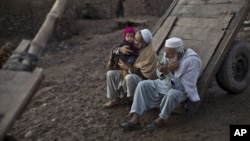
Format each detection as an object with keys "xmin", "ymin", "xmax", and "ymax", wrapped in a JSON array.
[
  {"xmin": 144, "ymin": 121, "xmax": 162, "ymax": 132},
  {"xmin": 103, "ymin": 99, "xmax": 120, "ymax": 109},
  {"xmin": 120, "ymin": 121, "xmax": 141, "ymax": 129}
]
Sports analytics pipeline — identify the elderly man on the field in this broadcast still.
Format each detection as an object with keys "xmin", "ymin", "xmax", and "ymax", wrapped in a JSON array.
[
  {"xmin": 103, "ymin": 29, "xmax": 158, "ymax": 108},
  {"xmin": 120, "ymin": 37, "xmax": 202, "ymax": 131}
]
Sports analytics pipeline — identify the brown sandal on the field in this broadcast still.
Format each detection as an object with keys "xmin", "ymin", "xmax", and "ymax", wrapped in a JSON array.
[{"xmin": 103, "ymin": 99, "xmax": 120, "ymax": 109}]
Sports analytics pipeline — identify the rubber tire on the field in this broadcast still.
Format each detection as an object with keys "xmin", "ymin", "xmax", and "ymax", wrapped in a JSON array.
[{"xmin": 216, "ymin": 40, "xmax": 250, "ymax": 94}]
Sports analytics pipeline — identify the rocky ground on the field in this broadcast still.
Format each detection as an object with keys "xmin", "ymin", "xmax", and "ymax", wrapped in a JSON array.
[{"xmin": 1, "ymin": 1, "xmax": 250, "ymax": 141}]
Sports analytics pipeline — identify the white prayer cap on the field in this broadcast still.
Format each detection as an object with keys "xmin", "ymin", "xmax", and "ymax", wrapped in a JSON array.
[
  {"xmin": 165, "ymin": 37, "xmax": 184, "ymax": 48},
  {"xmin": 140, "ymin": 29, "xmax": 152, "ymax": 43}
]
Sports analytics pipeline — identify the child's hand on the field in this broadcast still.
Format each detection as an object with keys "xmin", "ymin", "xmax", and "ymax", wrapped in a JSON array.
[{"xmin": 119, "ymin": 45, "xmax": 132, "ymax": 55}]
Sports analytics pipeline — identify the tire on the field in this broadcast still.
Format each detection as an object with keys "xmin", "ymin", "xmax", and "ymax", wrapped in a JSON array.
[{"xmin": 216, "ymin": 40, "xmax": 250, "ymax": 93}]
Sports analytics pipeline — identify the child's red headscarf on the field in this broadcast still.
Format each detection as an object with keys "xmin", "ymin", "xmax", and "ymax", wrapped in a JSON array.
[{"xmin": 123, "ymin": 26, "xmax": 136, "ymax": 40}]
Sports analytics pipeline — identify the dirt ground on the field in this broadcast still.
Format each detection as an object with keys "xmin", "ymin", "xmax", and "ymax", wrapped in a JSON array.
[
  {"xmin": 2, "ymin": 2, "xmax": 250, "ymax": 141},
  {"xmin": 4, "ymin": 16, "xmax": 250, "ymax": 141}
]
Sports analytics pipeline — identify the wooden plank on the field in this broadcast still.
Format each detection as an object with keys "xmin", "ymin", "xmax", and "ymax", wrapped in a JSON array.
[
  {"xmin": 170, "ymin": 26, "xmax": 228, "ymax": 41},
  {"xmin": 152, "ymin": 16, "xmax": 177, "ymax": 52},
  {"xmin": 153, "ymin": 0, "xmax": 179, "ymax": 35},
  {"xmin": 170, "ymin": 26, "xmax": 211, "ymax": 41},
  {"xmin": 0, "ymin": 68, "xmax": 44, "ymax": 140},
  {"xmin": 175, "ymin": 15, "xmax": 234, "ymax": 29},
  {"xmin": 183, "ymin": 29, "xmax": 225, "ymax": 73},
  {"xmin": 178, "ymin": 0, "xmax": 244, "ymax": 5},
  {"xmin": 170, "ymin": 14, "xmax": 233, "ymax": 41},
  {"xmin": 172, "ymin": 3, "xmax": 242, "ymax": 18},
  {"xmin": 15, "ymin": 39, "xmax": 31, "ymax": 53}
]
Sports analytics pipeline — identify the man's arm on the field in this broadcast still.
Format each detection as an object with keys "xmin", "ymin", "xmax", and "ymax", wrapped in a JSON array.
[
  {"xmin": 129, "ymin": 67, "xmax": 146, "ymax": 79},
  {"xmin": 112, "ymin": 45, "xmax": 132, "ymax": 55},
  {"xmin": 112, "ymin": 47, "xmax": 120, "ymax": 55},
  {"xmin": 176, "ymin": 57, "xmax": 202, "ymax": 102},
  {"xmin": 117, "ymin": 60, "xmax": 146, "ymax": 79}
]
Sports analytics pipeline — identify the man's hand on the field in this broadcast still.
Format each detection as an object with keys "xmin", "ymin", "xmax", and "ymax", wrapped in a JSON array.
[
  {"xmin": 157, "ymin": 61, "xmax": 179, "ymax": 74},
  {"xmin": 118, "ymin": 60, "xmax": 129, "ymax": 70},
  {"xmin": 167, "ymin": 61, "xmax": 179, "ymax": 72},
  {"xmin": 119, "ymin": 45, "xmax": 132, "ymax": 55},
  {"xmin": 157, "ymin": 62, "xmax": 164, "ymax": 71},
  {"xmin": 157, "ymin": 62, "xmax": 169, "ymax": 74}
]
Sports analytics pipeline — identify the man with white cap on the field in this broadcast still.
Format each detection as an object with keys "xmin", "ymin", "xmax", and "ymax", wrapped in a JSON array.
[
  {"xmin": 103, "ymin": 29, "xmax": 158, "ymax": 108},
  {"xmin": 120, "ymin": 37, "xmax": 202, "ymax": 131}
]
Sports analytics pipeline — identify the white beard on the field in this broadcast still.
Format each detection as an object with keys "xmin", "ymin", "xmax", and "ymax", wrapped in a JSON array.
[
  {"xmin": 169, "ymin": 53, "xmax": 178, "ymax": 63},
  {"xmin": 136, "ymin": 43, "xmax": 144, "ymax": 49}
]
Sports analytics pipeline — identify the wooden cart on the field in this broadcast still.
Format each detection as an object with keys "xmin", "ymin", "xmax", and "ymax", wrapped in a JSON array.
[{"xmin": 152, "ymin": 0, "xmax": 250, "ymax": 102}]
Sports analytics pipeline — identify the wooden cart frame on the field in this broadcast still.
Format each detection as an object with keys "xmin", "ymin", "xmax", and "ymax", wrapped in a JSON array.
[{"xmin": 152, "ymin": 0, "xmax": 250, "ymax": 100}]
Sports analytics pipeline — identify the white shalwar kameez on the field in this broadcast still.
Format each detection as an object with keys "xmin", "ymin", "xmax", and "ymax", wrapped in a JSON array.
[
  {"xmin": 106, "ymin": 70, "xmax": 143, "ymax": 98},
  {"xmin": 130, "ymin": 48, "xmax": 202, "ymax": 120}
]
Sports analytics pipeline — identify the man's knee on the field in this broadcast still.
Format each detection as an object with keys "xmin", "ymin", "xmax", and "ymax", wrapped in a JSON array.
[
  {"xmin": 124, "ymin": 74, "xmax": 141, "ymax": 84},
  {"xmin": 137, "ymin": 80, "xmax": 153, "ymax": 89},
  {"xmin": 106, "ymin": 70, "xmax": 117, "ymax": 78},
  {"xmin": 124, "ymin": 74, "xmax": 133, "ymax": 82},
  {"xmin": 167, "ymin": 89, "xmax": 184, "ymax": 101},
  {"xmin": 136, "ymin": 81, "xmax": 144, "ymax": 89},
  {"xmin": 168, "ymin": 90, "xmax": 178, "ymax": 99}
]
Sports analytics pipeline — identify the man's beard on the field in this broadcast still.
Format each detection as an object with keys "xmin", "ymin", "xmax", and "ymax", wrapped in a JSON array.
[
  {"xmin": 136, "ymin": 43, "xmax": 143, "ymax": 49},
  {"xmin": 169, "ymin": 53, "xmax": 178, "ymax": 63}
]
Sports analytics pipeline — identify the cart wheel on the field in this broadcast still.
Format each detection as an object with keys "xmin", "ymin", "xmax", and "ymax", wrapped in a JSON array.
[{"xmin": 216, "ymin": 40, "xmax": 250, "ymax": 93}]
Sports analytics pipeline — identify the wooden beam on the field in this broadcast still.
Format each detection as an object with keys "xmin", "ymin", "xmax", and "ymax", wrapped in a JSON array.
[
  {"xmin": 175, "ymin": 15, "xmax": 234, "ymax": 29},
  {"xmin": 15, "ymin": 39, "xmax": 31, "ymax": 53},
  {"xmin": 28, "ymin": 0, "xmax": 68, "ymax": 56},
  {"xmin": 172, "ymin": 3, "xmax": 242, "ymax": 18},
  {"xmin": 0, "ymin": 68, "xmax": 44, "ymax": 140},
  {"xmin": 153, "ymin": 0, "xmax": 179, "ymax": 35},
  {"xmin": 152, "ymin": 16, "xmax": 177, "ymax": 53}
]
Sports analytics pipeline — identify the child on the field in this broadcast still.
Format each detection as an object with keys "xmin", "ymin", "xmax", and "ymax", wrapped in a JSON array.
[
  {"xmin": 118, "ymin": 26, "xmax": 138, "ymax": 78},
  {"xmin": 106, "ymin": 26, "xmax": 138, "ymax": 79}
]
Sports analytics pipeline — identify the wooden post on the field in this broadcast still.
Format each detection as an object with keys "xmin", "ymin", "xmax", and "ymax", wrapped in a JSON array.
[{"xmin": 28, "ymin": 0, "xmax": 68, "ymax": 56}]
